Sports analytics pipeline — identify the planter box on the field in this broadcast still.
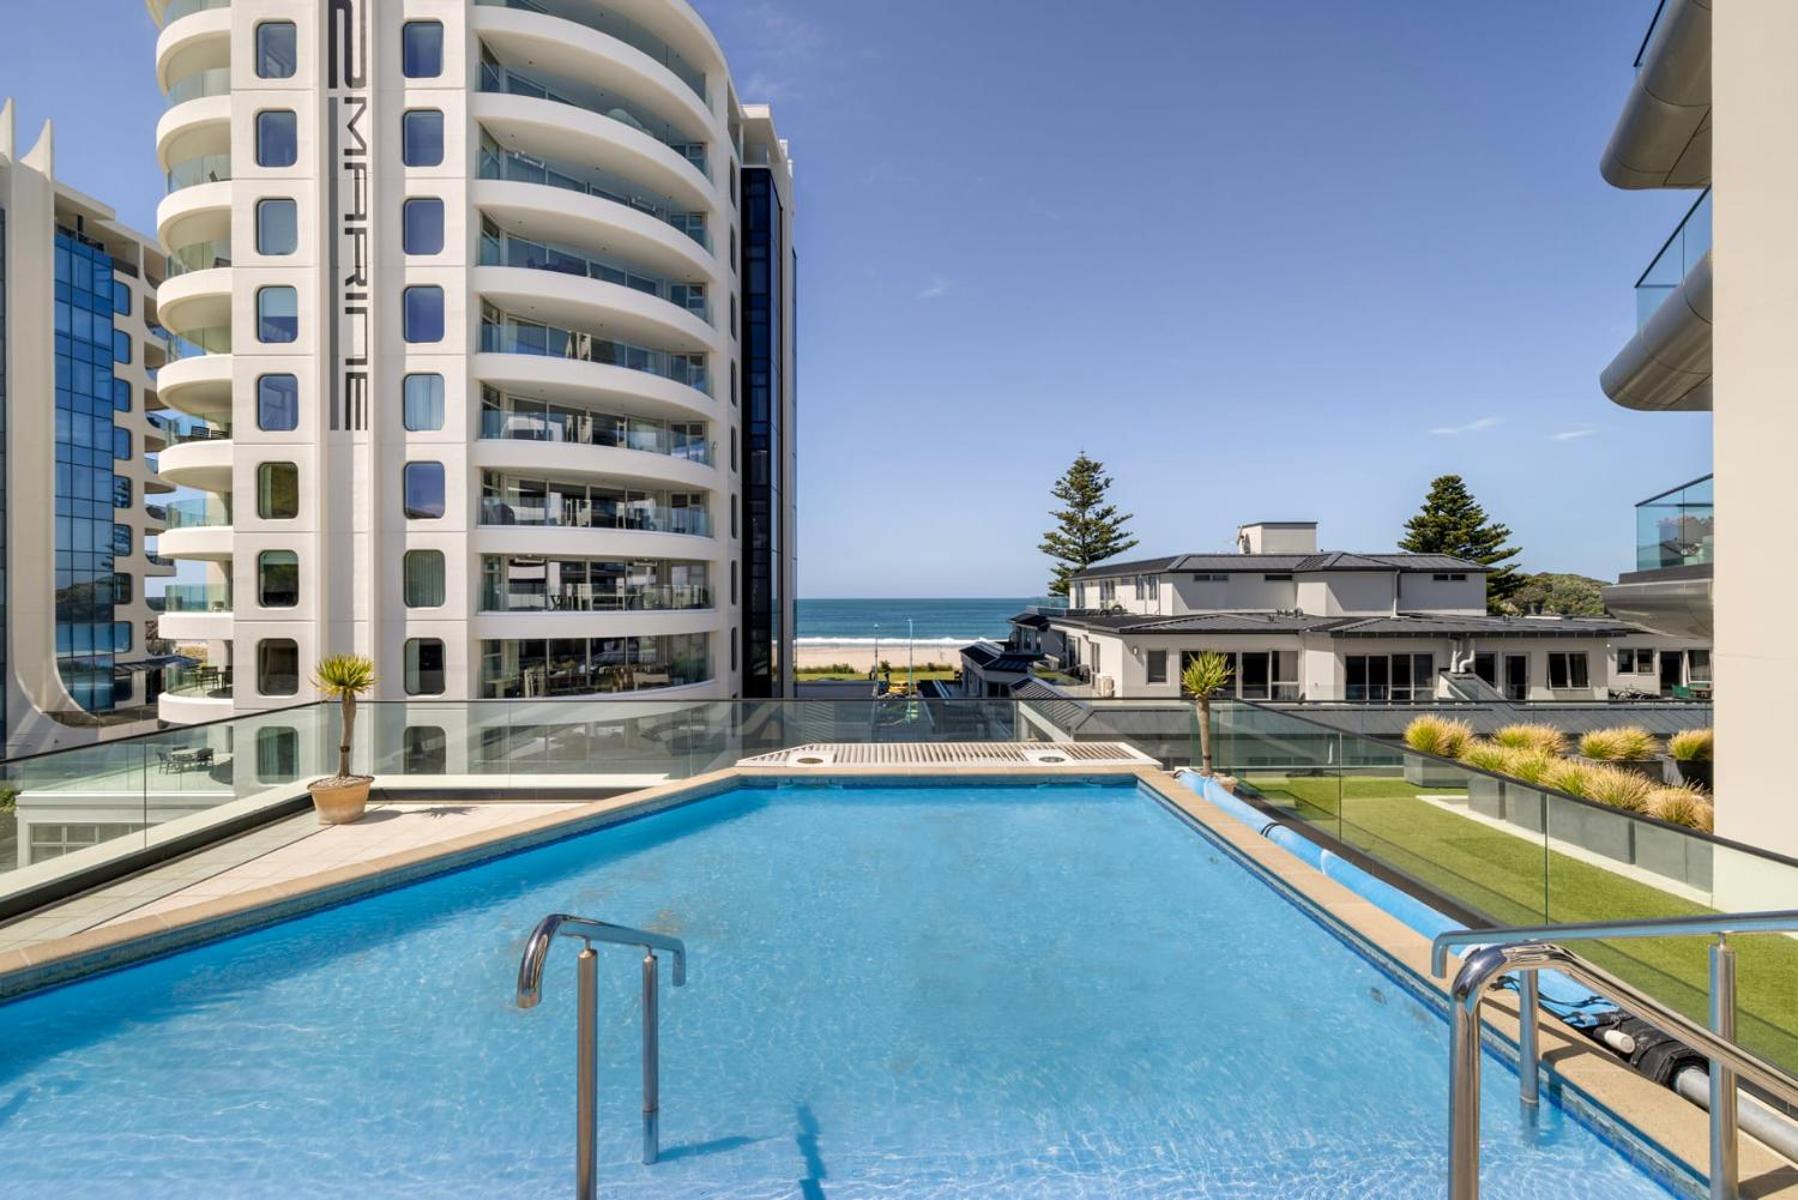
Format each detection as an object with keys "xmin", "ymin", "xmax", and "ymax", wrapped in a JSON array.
[
  {"xmin": 1466, "ymin": 774, "xmax": 1506, "ymax": 820},
  {"xmin": 1403, "ymin": 753, "xmax": 1468, "ymax": 790},
  {"xmin": 1675, "ymin": 760, "xmax": 1713, "ymax": 791},
  {"xmin": 1504, "ymin": 787, "xmax": 1546, "ymax": 833},
  {"xmin": 1554, "ymin": 800, "xmax": 1635, "ymax": 865},
  {"xmin": 1633, "ymin": 820, "xmax": 1714, "ymax": 891}
]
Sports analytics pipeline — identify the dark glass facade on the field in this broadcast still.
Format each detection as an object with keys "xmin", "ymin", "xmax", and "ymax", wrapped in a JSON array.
[
  {"xmin": 740, "ymin": 168, "xmax": 786, "ymax": 697},
  {"xmin": 53, "ymin": 230, "xmax": 126, "ymax": 711}
]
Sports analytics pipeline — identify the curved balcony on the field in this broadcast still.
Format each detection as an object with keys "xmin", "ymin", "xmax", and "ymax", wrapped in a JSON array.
[
  {"xmin": 478, "ymin": 635, "xmax": 713, "ymax": 700},
  {"xmin": 157, "ymin": 94, "xmax": 230, "ymax": 176},
  {"xmin": 156, "ymin": 433, "xmax": 233, "ymax": 492},
  {"xmin": 166, "ymin": 238, "xmax": 231, "ymax": 279},
  {"xmin": 1601, "ymin": 251, "xmax": 1712, "ymax": 411},
  {"xmin": 153, "ymin": 0, "xmax": 230, "ymax": 89},
  {"xmin": 1602, "ymin": 0, "xmax": 1711, "ymax": 190},
  {"xmin": 156, "ymin": 266, "xmax": 231, "ymax": 341},
  {"xmin": 165, "ymin": 152, "xmax": 231, "ymax": 195},
  {"xmin": 163, "ymin": 324, "xmax": 233, "ymax": 363},
  {"xmin": 473, "ymin": 350, "xmax": 712, "ymax": 425},
  {"xmin": 480, "ymin": 226, "xmax": 710, "ymax": 324},
  {"xmin": 475, "ymin": 138, "xmax": 709, "ymax": 250},
  {"xmin": 165, "ymin": 65, "xmax": 230, "ymax": 107},
  {"xmin": 475, "ymin": 265, "xmax": 713, "ymax": 356},
  {"xmin": 154, "ymin": 351, "xmax": 233, "ymax": 419},
  {"xmin": 473, "ymin": 437, "xmax": 714, "ymax": 492},
  {"xmin": 480, "ymin": 397, "xmax": 712, "ymax": 465},
  {"xmin": 158, "ymin": 664, "xmax": 235, "ymax": 725},
  {"xmin": 159, "ymin": 497, "xmax": 234, "ymax": 562},
  {"xmin": 157, "ymin": 585, "xmax": 234, "ymax": 643},
  {"xmin": 157, "ymin": 178, "xmax": 230, "ymax": 254},
  {"xmin": 473, "ymin": 91, "xmax": 709, "ymax": 219},
  {"xmin": 473, "ymin": 1, "xmax": 713, "ymax": 138}
]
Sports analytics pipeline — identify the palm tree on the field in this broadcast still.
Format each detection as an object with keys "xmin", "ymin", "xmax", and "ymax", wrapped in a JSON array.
[
  {"xmin": 1180, "ymin": 652, "xmax": 1233, "ymax": 777},
  {"xmin": 313, "ymin": 654, "xmax": 377, "ymax": 781}
]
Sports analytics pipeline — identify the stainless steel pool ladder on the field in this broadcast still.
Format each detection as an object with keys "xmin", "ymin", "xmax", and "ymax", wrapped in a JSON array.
[
  {"xmin": 515, "ymin": 914, "xmax": 688, "ymax": 1199},
  {"xmin": 1431, "ymin": 909, "xmax": 1798, "ymax": 1200}
]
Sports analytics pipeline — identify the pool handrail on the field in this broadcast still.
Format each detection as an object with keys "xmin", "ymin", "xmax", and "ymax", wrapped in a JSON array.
[
  {"xmin": 1434, "ymin": 910, "xmax": 1798, "ymax": 1200},
  {"xmin": 515, "ymin": 913, "xmax": 687, "ymax": 1195}
]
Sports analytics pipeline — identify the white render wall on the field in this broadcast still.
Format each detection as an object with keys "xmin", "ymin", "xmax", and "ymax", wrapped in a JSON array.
[{"xmin": 151, "ymin": 0, "xmax": 792, "ymax": 717}]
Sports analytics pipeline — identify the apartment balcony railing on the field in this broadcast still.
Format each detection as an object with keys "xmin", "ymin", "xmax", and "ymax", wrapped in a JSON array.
[
  {"xmin": 162, "ymin": 664, "xmax": 232, "ymax": 698},
  {"xmin": 1636, "ymin": 473, "xmax": 1713, "ymax": 571},
  {"xmin": 479, "ymin": 310, "xmax": 709, "ymax": 394},
  {"xmin": 479, "ymin": 405, "xmax": 712, "ymax": 465},
  {"xmin": 160, "ymin": 583, "xmax": 233, "ymax": 614},
  {"xmin": 150, "ymin": 413, "xmax": 232, "ymax": 446},
  {"xmin": 160, "ymin": 0, "xmax": 230, "ymax": 24},
  {"xmin": 164, "ymin": 325, "xmax": 232, "ymax": 361},
  {"xmin": 477, "ymin": 139, "xmax": 708, "ymax": 249},
  {"xmin": 1633, "ymin": 0, "xmax": 1670, "ymax": 67},
  {"xmin": 166, "ymin": 239, "xmax": 231, "ymax": 277},
  {"xmin": 481, "ymin": 582, "xmax": 712, "ymax": 614},
  {"xmin": 478, "ymin": 61, "xmax": 708, "ymax": 177},
  {"xmin": 1635, "ymin": 188, "xmax": 1711, "ymax": 326},
  {"xmin": 165, "ymin": 153, "xmax": 231, "ymax": 194},
  {"xmin": 480, "ymin": 645, "xmax": 713, "ymax": 699},
  {"xmin": 165, "ymin": 66, "xmax": 231, "ymax": 107},
  {"xmin": 479, "ymin": 228, "xmax": 710, "ymax": 322},
  {"xmin": 164, "ymin": 496, "xmax": 232, "ymax": 529},
  {"xmin": 473, "ymin": 0, "xmax": 708, "ymax": 102},
  {"xmin": 479, "ymin": 495, "xmax": 710, "ymax": 537}
]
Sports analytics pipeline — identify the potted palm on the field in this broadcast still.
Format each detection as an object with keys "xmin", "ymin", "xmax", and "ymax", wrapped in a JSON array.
[
  {"xmin": 309, "ymin": 654, "xmax": 377, "ymax": 825},
  {"xmin": 1181, "ymin": 651, "xmax": 1233, "ymax": 784}
]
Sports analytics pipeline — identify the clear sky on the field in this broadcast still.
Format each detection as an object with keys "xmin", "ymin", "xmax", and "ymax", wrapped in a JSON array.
[{"xmin": 0, "ymin": 0, "xmax": 1710, "ymax": 598}]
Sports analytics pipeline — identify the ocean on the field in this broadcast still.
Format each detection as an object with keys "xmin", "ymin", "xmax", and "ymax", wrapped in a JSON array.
[{"xmin": 796, "ymin": 598, "xmax": 1052, "ymax": 645}]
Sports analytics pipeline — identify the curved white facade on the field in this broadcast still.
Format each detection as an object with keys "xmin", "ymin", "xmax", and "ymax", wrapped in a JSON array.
[{"xmin": 148, "ymin": 0, "xmax": 797, "ymax": 718}]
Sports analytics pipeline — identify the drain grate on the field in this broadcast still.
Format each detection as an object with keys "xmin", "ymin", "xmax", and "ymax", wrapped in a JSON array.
[{"xmin": 736, "ymin": 742, "xmax": 1155, "ymax": 768}]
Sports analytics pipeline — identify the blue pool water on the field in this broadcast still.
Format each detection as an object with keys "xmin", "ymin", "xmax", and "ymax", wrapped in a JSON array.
[{"xmin": 0, "ymin": 781, "xmax": 1676, "ymax": 1198}]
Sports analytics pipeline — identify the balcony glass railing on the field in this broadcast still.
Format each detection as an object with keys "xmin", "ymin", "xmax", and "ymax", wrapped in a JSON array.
[
  {"xmin": 479, "ymin": 308, "xmax": 709, "ymax": 394},
  {"xmin": 165, "ymin": 153, "xmax": 231, "ymax": 193},
  {"xmin": 165, "ymin": 66, "xmax": 231, "ymax": 107},
  {"xmin": 159, "ymin": 0, "xmax": 230, "ymax": 25},
  {"xmin": 480, "ymin": 635, "xmax": 712, "ymax": 698},
  {"xmin": 479, "ymin": 474, "xmax": 710, "ymax": 537},
  {"xmin": 159, "ymin": 583, "xmax": 233, "ymax": 614},
  {"xmin": 479, "ymin": 228, "xmax": 709, "ymax": 322},
  {"xmin": 166, "ymin": 239, "xmax": 232, "ymax": 277},
  {"xmin": 162, "ymin": 664, "xmax": 233, "ymax": 698},
  {"xmin": 481, "ymin": 580, "xmax": 712, "ymax": 614},
  {"xmin": 163, "ymin": 325, "xmax": 232, "ymax": 361},
  {"xmin": 151, "ymin": 413, "xmax": 232, "ymax": 446},
  {"xmin": 479, "ymin": 61, "xmax": 708, "ymax": 177},
  {"xmin": 474, "ymin": 0, "xmax": 709, "ymax": 102},
  {"xmin": 480, "ymin": 401, "xmax": 711, "ymax": 464},
  {"xmin": 1633, "ymin": 0, "xmax": 1670, "ymax": 68},
  {"xmin": 1636, "ymin": 188, "xmax": 1711, "ymax": 327},
  {"xmin": 164, "ymin": 496, "xmax": 233, "ymax": 529},
  {"xmin": 477, "ymin": 138, "xmax": 708, "ymax": 248},
  {"xmin": 1635, "ymin": 473, "xmax": 1714, "ymax": 571}
]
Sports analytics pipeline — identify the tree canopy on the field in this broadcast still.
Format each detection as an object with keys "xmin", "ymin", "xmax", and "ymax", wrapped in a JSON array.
[
  {"xmin": 1040, "ymin": 452, "xmax": 1138, "ymax": 597},
  {"xmin": 1399, "ymin": 475, "xmax": 1522, "ymax": 612}
]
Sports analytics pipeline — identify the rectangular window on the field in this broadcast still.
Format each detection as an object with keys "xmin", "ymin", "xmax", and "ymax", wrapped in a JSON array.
[
  {"xmin": 256, "ymin": 198, "xmax": 298, "ymax": 255},
  {"xmin": 1263, "ymin": 573, "xmax": 1293, "ymax": 582},
  {"xmin": 256, "ymin": 21, "xmax": 297, "ymax": 78},
  {"xmin": 257, "ymin": 461, "xmax": 299, "ymax": 519},
  {"xmin": 255, "ymin": 110, "xmax": 298, "ymax": 167},
  {"xmin": 402, "ymin": 21, "xmax": 444, "ymax": 78},
  {"xmin": 113, "ymin": 378, "xmax": 131, "ymax": 413},
  {"xmin": 113, "ymin": 279, "xmax": 132, "ymax": 316},
  {"xmin": 112, "ymin": 427, "xmax": 130, "ymax": 460},
  {"xmin": 112, "ymin": 523, "xmax": 132, "ymax": 556},
  {"xmin": 258, "ymin": 639, "xmax": 300, "ymax": 696},
  {"xmin": 259, "ymin": 550, "xmax": 299, "ymax": 608},
  {"xmin": 402, "ymin": 285, "xmax": 444, "ymax": 342},
  {"xmin": 257, "ymin": 285, "xmax": 298, "ymax": 342},
  {"xmin": 402, "ymin": 197, "xmax": 444, "ymax": 255},
  {"xmin": 113, "ymin": 328, "xmax": 131, "ymax": 364},
  {"xmin": 402, "ymin": 110, "xmax": 444, "ymax": 167},
  {"xmin": 1547, "ymin": 652, "xmax": 1590, "ymax": 691},
  {"xmin": 115, "ymin": 572, "xmax": 134, "ymax": 605},
  {"xmin": 404, "ymin": 462, "xmax": 445, "ymax": 519},
  {"xmin": 405, "ymin": 638, "xmax": 446, "ymax": 695},
  {"xmin": 113, "ymin": 475, "xmax": 132, "ymax": 507},
  {"xmin": 1688, "ymin": 649, "xmax": 1712, "ymax": 684},
  {"xmin": 403, "ymin": 373, "xmax": 444, "ymax": 430},
  {"xmin": 258, "ymin": 373, "xmax": 299, "ymax": 430},
  {"xmin": 404, "ymin": 550, "xmax": 446, "ymax": 607},
  {"xmin": 1145, "ymin": 649, "xmax": 1168, "ymax": 685}
]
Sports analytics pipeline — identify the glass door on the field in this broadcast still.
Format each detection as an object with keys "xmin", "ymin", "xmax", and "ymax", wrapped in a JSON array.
[{"xmin": 1504, "ymin": 654, "xmax": 1528, "ymax": 701}]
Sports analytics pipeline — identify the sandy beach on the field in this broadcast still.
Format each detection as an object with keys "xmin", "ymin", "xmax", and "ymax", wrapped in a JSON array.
[{"xmin": 796, "ymin": 639, "xmax": 973, "ymax": 673}]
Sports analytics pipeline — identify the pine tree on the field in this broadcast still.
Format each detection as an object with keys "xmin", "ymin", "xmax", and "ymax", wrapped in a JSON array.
[
  {"xmin": 1399, "ymin": 475, "xmax": 1523, "ymax": 613},
  {"xmin": 1039, "ymin": 453, "xmax": 1139, "ymax": 597}
]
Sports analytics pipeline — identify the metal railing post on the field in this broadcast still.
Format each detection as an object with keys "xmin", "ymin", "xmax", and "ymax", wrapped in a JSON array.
[
  {"xmin": 576, "ymin": 946, "xmax": 599, "ymax": 1200},
  {"xmin": 642, "ymin": 951, "xmax": 660, "ymax": 1165},
  {"xmin": 1518, "ymin": 971, "xmax": 1540, "ymax": 1107},
  {"xmin": 1710, "ymin": 937, "xmax": 1738, "ymax": 1200}
]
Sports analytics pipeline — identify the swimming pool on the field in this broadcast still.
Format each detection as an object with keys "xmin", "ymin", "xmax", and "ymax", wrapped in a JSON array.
[{"xmin": 0, "ymin": 779, "xmax": 1679, "ymax": 1197}]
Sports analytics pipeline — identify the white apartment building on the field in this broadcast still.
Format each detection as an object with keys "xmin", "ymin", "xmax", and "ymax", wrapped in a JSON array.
[
  {"xmin": 1, "ymin": 103, "xmax": 178, "ymax": 757},
  {"xmin": 1594, "ymin": 0, "xmax": 1794, "ymax": 855},
  {"xmin": 147, "ymin": 0, "xmax": 796, "ymax": 724},
  {"xmin": 967, "ymin": 522, "xmax": 1708, "ymax": 704}
]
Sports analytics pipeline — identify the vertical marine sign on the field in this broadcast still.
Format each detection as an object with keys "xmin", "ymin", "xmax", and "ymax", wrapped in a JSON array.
[{"xmin": 327, "ymin": 0, "xmax": 370, "ymax": 431}]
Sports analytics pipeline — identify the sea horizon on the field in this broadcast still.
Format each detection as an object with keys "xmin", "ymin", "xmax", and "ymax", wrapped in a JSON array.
[{"xmin": 795, "ymin": 597, "xmax": 1058, "ymax": 645}]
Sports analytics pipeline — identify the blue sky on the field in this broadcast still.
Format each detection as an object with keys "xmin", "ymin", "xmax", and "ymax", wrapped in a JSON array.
[{"xmin": 1, "ymin": 0, "xmax": 1709, "ymax": 598}]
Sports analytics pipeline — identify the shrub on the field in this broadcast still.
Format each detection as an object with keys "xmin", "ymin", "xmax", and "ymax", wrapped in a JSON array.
[
  {"xmin": 1492, "ymin": 723, "xmax": 1569, "ymax": 756},
  {"xmin": 1578, "ymin": 726, "xmax": 1658, "ymax": 762},
  {"xmin": 1503, "ymin": 750, "xmax": 1555, "ymax": 786},
  {"xmin": 1648, "ymin": 785, "xmax": 1715, "ymax": 832},
  {"xmin": 1404, "ymin": 714, "xmax": 1475, "ymax": 760},
  {"xmin": 1582, "ymin": 764, "xmax": 1654, "ymax": 813},
  {"xmin": 1667, "ymin": 728, "xmax": 1714, "ymax": 763},
  {"xmin": 1542, "ymin": 759, "xmax": 1595, "ymax": 798},
  {"xmin": 1458, "ymin": 740, "xmax": 1513, "ymax": 774}
]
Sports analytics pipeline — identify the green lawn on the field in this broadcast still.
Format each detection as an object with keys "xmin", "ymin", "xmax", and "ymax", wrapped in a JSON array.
[{"xmin": 1241, "ymin": 773, "xmax": 1798, "ymax": 1074}]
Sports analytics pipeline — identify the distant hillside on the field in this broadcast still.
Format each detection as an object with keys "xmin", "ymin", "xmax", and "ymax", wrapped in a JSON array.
[{"xmin": 1497, "ymin": 572, "xmax": 1611, "ymax": 617}]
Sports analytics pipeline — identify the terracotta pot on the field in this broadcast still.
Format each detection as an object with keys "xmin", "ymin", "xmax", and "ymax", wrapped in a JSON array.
[{"xmin": 309, "ymin": 776, "xmax": 373, "ymax": 825}]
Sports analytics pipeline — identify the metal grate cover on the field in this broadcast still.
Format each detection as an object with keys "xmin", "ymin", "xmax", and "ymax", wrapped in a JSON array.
[{"xmin": 736, "ymin": 742, "xmax": 1155, "ymax": 768}]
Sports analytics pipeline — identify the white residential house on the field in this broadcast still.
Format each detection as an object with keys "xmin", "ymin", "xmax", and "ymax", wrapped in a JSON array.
[{"xmin": 967, "ymin": 522, "xmax": 1709, "ymax": 704}]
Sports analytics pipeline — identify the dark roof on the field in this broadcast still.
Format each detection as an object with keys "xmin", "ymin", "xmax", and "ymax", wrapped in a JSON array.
[
  {"xmin": 1072, "ymin": 551, "xmax": 1487, "ymax": 580},
  {"xmin": 1046, "ymin": 610, "xmax": 1648, "ymax": 639},
  {"xmin": 960, "ymin": 642, "xmax": 1042, "ymax": 673},
  {"xmin": 1008, "ymin": 611, "xmax": 1052, "ymax": 629}
]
